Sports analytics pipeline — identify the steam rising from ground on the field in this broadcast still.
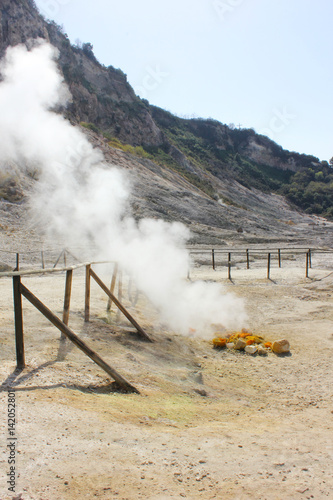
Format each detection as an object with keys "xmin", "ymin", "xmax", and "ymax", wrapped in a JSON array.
[{"xmin": 0, "ymin": 40, "xmax": 247, "ymax": 337}]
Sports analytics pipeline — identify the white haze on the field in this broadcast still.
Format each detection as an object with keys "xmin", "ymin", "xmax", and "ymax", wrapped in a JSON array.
[{"xmin": 0, "ymin": 40, "xmax": 247, "ymax": 337}]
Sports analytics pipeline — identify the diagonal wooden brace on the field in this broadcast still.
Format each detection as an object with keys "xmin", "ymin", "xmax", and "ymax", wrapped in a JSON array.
[
  {"xmin": 89, "ymin": 268, "xmax": 153, "ymax": 343},
  {"xmin": 20, "ymin": 282, "xmax": 139, "ymax": 394}
]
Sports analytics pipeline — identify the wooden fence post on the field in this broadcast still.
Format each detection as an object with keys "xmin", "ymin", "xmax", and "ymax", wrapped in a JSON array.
[
  {"xmin": 278, "ymin": 249, "xmax": 281, "ymax": 268},
  {"xmin": 107, "ymin": 263, "xmax": 118, "ymax": 312},
  {"xmin": 14, "ymin": 253, "xmax": 20, "ymax": 272},
  {"xmin": 212, "ymin": 249, "xmax": 215, "ymax": 271},
  {"xmin": 85, "ymin": 264, "xmax": 91, "ymax": 322},
  {"xmin": 41, "ymin": 251, "xmax": 45, "ymax": 269},
  {"xmin": 13, "ymin": 276, "xmax": 25, "ymax": 369},
  {"xmin": 128, "ymin": 277, "xmax": 139, "ymax": 307},
  {"xmin": 116, "ymin": 270, "xmax": 123, "ymax": 322},
  {"xmin": 267, "ymin": 253, "xmax": 271, "ymax": 280},
  {"xmin": 308, "ymin": 248, "xmax": 312, "ymax": 268},
  {"xmin": 228, "ymin": 252, "xmax": 231, "ymax": 281},
  {"xmin": 306, "ymin": 251, "xmax": 309, "ymax": 278},
  {"xmin": 246, "ymin": 249, "xmax": 249, "ymax": 270},
  {"xmin": 62, "ymin": 269, "xmax": 73, "ymax": 329}
]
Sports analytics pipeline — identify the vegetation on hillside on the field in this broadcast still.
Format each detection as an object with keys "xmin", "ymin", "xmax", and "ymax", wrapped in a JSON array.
[
  {"xmin": 78, "ymin": 70, "xmax": 332, "ymax": 220},
  {"xmin": 149, "ymin": 108, "xmax": 333, "ymax": 219},
  {"xmin": 281, "ymin": 164, "xmax": 333, "ymax": 219},
  {"xmin": 80, "ymin": 123, "xmax": 217, "ymax": 199}
]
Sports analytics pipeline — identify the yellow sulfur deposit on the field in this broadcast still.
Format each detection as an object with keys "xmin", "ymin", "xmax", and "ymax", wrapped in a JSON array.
[
  {"xmin": 244, "ymin": 335, "xmax": 264, "ymax": 344},
  {"xmin": 212, "ymin": 337, "xmax": 227, "ymax": 348},
  {"xmin": 212, "ymin": 331, "xmax": 281, "ymax": 355}
]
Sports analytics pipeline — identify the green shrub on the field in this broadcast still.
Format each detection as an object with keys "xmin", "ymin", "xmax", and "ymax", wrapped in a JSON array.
[
  {"xmin": 108, "ymin": 138, "xmax": 150, "ymax": 159},
  {"xmin": 80, "ymin": 122, "xmax": 100, "ymax": 134}
]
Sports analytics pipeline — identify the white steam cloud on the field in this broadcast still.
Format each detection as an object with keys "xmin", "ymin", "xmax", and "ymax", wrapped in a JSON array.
[{"xmin": 0, "ymin": 40, "xmax": 247, "ymax": 337}]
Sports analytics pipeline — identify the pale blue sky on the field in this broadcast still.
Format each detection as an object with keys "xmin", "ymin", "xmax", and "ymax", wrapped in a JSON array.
[{"xmin": 34, "ymin": 0, "xmax": 333, "ymax": 161}]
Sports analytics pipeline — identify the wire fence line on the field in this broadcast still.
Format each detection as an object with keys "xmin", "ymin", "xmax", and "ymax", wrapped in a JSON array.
[
  {"xmin": 1, "ymin": 245, "xmax": 333, "ymax": 280},
  {"xmin": 0, "ymin": 247, "xmax": 89, "ymax": 273},
  {"xmin": 188, "ymin": 246, "xmax": 333, "ymax": 280}
]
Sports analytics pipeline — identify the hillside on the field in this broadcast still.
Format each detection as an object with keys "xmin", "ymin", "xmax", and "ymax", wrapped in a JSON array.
[{"xmin": 0, "ymin": 0, "xmax": 332, "ymax": 250}]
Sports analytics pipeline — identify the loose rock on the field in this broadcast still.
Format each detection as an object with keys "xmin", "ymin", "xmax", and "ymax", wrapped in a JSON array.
[
  {"xmin": 234, "ymin": 339, "xmax": 246, "ymax": 350},
  {"xmin": 272, "ymin": 339, "xmax": 290, "ymax": 354},
  {"xmin": 258, "ymin": 346, "xmax": 268, "ymax": 356},
  {"xmin": 245, "ymin": 345, "xmax": 257, "ymax": 355}
]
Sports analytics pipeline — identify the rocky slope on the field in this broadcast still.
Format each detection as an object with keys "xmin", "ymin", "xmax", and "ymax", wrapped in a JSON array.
[
  {"xmin": 0, "ymin": 0, "xmax": 332, "ymax": 251},
  {"xmin": 2, "ymin": 125, "xmax": 332, "ymax": 264},
  {"xmin": 82, "ymin": 129, "xmax": 333, "ymax": 248}
]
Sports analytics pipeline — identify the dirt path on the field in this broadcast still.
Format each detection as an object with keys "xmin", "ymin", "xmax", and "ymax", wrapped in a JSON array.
[{"xmin": 0, "ymin": 263, "xmax": 332, "ymax": 499}]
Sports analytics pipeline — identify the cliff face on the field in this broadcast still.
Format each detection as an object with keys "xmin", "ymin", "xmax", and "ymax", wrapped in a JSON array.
[
  {"xmin": 0, "ymin": 0, "xmax": 47, "ymax": 49},
  {"xmin": 47, "ymin": 24, "xmax": 166, "ymax": 147},
  {"xmin": 0, "ymin": 0, "xmax": 165, "ymax": 147}
]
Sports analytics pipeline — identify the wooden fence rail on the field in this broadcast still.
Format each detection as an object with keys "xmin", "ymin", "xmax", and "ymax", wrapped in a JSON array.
[
  {"xmin": 4, "ymin": 261, "xmax": 150, "ymax": 393},
  {"xmin": 11, "ymin": 274, "xmax": 139, "ymax": 393}
]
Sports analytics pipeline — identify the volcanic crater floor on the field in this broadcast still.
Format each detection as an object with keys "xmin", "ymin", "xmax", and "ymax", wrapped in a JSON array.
[{"xmin": 0, "ymin": 263, "xmax": 333, "ymax": 500}]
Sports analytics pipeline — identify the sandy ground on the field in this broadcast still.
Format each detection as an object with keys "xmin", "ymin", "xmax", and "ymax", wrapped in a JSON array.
[{"xmin": 0, "ymin": 255, "xmax": 333, "ymax": 500}]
